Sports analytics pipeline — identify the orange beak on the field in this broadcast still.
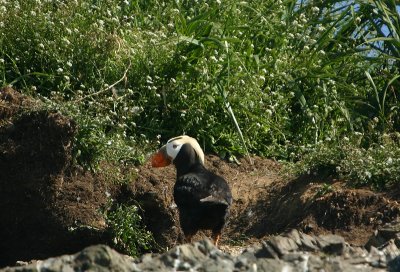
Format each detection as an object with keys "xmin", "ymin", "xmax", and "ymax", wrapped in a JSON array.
[{"xmin": 151, "ymin": 145, "xmax": 172, "ymax": 167}]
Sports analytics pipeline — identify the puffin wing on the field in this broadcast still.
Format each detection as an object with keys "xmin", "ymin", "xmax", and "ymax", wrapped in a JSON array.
[
  {"xmin": 174, "ymin": 173, "xmax": 207, "ymax": 205},
  {"xmin": 174, "ymin": 171, "xmax": 232, "ymax": 207},
  {"xmin": 199, "ymin": 178, "xmax": 232, "ymax": 206},
  {"xmin": 200, "ymin": 195, "xmax": 230, "ymax": 206}
]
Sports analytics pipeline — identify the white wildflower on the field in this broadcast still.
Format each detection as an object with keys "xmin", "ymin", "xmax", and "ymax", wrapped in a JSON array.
[{"xmin": 312, "ymin": 7, "xmax": 320, "ymax": 13}]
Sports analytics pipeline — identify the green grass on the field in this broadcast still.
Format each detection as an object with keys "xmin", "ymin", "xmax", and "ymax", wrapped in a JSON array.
[{"xmin": 104, "ymin": 202, "xmax": 156, "ymax": 257}]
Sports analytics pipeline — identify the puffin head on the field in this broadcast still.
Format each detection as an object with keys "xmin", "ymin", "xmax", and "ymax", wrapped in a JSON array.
[{"xmin": 151, "ymin": 135, "xmax": 205, "ymax": 168}]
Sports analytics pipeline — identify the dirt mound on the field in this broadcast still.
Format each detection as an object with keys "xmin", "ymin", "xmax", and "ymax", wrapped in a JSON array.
[
  {"xmin": 0, "ymin": 88, "xmax": 111, "ymax": 266},
  {"xmin": 136, "ymin": 154, "xmax": 400, "ymax": 250},
  {"xmin": 242, "ymin": 174, "xmax": 400, "ymax": 247}
]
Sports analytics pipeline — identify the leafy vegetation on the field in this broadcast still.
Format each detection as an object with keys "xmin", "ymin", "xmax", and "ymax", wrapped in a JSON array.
[
  {"xmin": 288, "ymin": 132, "xmax": 400, "ymax": 189},
  {"xmin": 104, "ymin": 202, "xmax": 156, "ymax": 257},
  {"xmin": 0, "ymin": 0, "xmax": 400, "ymax": 253}
]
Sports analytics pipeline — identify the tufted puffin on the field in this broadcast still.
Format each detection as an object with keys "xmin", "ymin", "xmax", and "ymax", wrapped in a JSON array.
[{"xmin": 151, "ymin": 135, "xmax": 232, "ymax": 246}]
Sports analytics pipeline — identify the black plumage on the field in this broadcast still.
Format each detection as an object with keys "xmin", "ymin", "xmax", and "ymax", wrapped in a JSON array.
[
  {"xmin": 173, "ymin": 144, "xmax": 232, "ymax": 245},
  {"xmin": 151, "ymin": 136, "xmax": 232, "ymax": 246}
]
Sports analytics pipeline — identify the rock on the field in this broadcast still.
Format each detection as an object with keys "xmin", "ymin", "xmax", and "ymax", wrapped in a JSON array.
[
  {"xmin": 255, "ymin": 241, "xmax": 280, "ymax": 259},
  {"xmin": 317, "ymin": 234, "xmax": 346, "ymax": 255},
  {"xmin": 299, "ymin": 232, "xmax": 319, "ymax": 251},
  {"xmin": 266, "ymin": 235, "xmax": 299, "ymax": 256},
  {"xmin": 135, "ymin": 239, "xmax": 235, "ymax": 272},
  {"xmin": 388, "ymin": 256, "xmax": 400, "ymax": 272},
  {"xmin": 3, "ymin": 230, "xmax": 400, "ymax": 272},
  {"xmin": 366, "ymin": 218, "xmax": 400, "ymax": 249},
  {"xmin": 1, "ymin": 245, "xmax": 134, "ymax": 272},
  {"xmin": 286, "ymin": 229, "xmax": 302, "ymax": 246}
]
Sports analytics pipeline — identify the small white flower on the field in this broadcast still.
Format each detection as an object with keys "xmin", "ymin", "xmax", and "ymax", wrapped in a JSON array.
[
  {"xmin": 131, "ymin": 106, "xmax": 140, "ymax": 114},
  {"xmin": 57, "ymin": 67, "xmax": 63, "ymax": 73},
  {"xmin": 312, "ymin": 7, "xmax": 320, "ymax": 13}
]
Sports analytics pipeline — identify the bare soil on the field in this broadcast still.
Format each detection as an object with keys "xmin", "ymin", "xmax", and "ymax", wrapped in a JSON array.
[{"xmin": 1, "ymin": 87, "xmax": 400, "ymax": 266}]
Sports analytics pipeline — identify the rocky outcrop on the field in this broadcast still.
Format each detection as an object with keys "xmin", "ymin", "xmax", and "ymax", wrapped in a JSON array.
[{"xmin": 3, "ymin": 226, "xmax": 400, "ymax": 272}]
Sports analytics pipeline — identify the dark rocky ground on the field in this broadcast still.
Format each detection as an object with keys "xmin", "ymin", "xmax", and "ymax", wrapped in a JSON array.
[
  {"xmin": 2, "ymin": 224, "xmax": 400, "ymax": 271},
  {"xmin": 1, "ymin": 87, "xmax": 400, "ymax": 271}
]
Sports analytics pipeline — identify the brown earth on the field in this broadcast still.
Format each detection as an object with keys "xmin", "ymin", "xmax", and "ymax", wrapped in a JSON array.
[{"xmin": 1, "ymin": 87, "xmax": 400, "ymax": 267}]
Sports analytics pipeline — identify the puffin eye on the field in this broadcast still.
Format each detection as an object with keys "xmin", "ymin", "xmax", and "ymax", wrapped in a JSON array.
[{"xmin": 172, "ymin": 144, "xmax": 178, "ymax": 149}]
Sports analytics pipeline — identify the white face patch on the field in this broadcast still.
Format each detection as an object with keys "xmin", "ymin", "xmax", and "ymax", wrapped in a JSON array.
[
  {"xmin": 165, "ymin": 135, "xmax": 205, "ymax": 164},
  {"xmin": 165, "ymin": 140, "xmax": 183, "ymax": 160}
]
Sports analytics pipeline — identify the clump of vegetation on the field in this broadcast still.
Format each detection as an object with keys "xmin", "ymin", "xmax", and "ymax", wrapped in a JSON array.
[
  {"xmin": 288, "ymin": 133, "xmax": 400, "ymax": 189},
  {"xmin": 104, "ymin": 202, "xmax": 155, "ymax": 257}
]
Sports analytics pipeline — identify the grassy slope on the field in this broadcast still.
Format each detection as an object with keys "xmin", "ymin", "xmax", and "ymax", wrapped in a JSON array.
[{"xmin": 0, "ymin": 0, "xmax": 399, "ymax": 185}]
